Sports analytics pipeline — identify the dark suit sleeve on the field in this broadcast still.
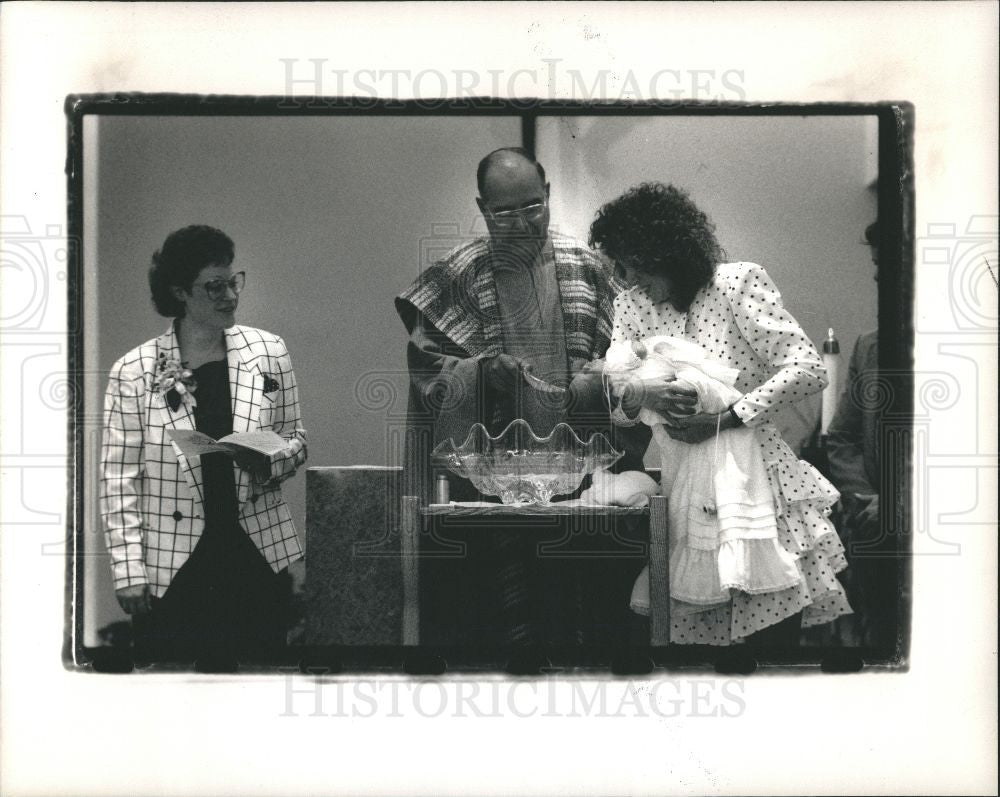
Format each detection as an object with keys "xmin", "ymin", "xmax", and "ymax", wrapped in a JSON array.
[{"xmin": 826, "ymin": 336, "xmax": 877, "ymax": 497}]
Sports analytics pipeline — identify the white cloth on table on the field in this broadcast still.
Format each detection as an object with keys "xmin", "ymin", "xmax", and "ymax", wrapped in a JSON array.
[{"xmin": 579, "ymin": 468, "xmax": 661, "ymax": 507}]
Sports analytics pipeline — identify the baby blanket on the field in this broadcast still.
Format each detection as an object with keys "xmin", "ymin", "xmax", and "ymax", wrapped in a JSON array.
[{"xmin": 605, "ymin": 337, "xmax": 801, "ymax": 611}]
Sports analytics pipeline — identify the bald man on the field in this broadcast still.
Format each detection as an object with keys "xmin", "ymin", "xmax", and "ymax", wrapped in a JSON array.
[
  {"xmin": 396, "ymin": 147, "xmax": 648, "ymax": 502},
  {"xmin": 395, "ymin": 148, "xmax": 648, "ymax": 661}
]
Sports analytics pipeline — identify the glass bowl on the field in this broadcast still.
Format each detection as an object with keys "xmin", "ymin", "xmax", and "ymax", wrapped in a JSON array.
[{"xmin": 431, "ymin": 419, "xmax": 622, "ymax": 505}]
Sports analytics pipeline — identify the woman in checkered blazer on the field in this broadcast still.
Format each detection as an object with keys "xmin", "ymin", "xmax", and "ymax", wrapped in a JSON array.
[{"xmin": 100, "ymin": 225, "xmax": 307, "ymax": 667}]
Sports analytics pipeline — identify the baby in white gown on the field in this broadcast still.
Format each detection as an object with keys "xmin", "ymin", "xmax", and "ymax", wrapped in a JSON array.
[{"xmin": 603, "ymin": 337, "xmax": 802, "ymax": 616}]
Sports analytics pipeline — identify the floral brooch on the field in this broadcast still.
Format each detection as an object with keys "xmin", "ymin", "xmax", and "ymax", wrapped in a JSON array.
[{"xmin": 155, "ymin": 353, "xmax": 197, "ymax": 412}]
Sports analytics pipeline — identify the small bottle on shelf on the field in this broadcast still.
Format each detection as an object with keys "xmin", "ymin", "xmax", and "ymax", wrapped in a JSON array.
[{"xmin": 434, "ymin": 473, "xmax": 450, "ymax": 505}]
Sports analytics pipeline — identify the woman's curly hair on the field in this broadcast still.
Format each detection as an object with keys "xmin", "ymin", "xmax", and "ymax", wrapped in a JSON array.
[{"xmin": 589, "ymin": 182, "xmax": 723, "ymax": 311}]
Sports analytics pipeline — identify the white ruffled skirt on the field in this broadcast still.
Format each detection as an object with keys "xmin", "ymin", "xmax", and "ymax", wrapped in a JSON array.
[{"xmin": 631, "ymin": 423, "xmax": 852, "ymax": 645}]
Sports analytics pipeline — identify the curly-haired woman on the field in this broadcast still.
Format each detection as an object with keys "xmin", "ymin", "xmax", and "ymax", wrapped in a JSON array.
[
  {"xmin": 590, "ymin": 183, "xmax": 851, "ymax": 646},
  {"xmin": 100, "ymin": 225, "xmax": 307, "ymax": 668}
]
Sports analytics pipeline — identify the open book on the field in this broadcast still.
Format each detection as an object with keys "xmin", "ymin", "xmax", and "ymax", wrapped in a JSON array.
[{"xmin": 166, "ymin": 429, "xmax": 287, "ymax": 459}]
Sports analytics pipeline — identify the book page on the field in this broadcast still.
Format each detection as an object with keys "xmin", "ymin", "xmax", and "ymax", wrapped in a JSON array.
[
  {"xmin": 165, "ymin": 429, "xmax": 231, "ymax": 458},
  {"xmin": 218, "ymin": 430, "xmax": 287, "ymax": 457}
]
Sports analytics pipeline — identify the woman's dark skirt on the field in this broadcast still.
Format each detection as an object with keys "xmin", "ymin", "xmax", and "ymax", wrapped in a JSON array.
[{"xmin": 132, "ymin": 521, "xmax": 286, "ymax": 668}]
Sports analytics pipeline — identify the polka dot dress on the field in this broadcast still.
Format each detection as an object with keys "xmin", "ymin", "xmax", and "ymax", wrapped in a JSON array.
[{"xmin": 613, "ymin": 263, "xmax": 852, "ymax": 645}]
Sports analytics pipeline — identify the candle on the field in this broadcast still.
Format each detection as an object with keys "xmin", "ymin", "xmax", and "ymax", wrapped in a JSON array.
[{"xmin": 820, "ymin": 328, "xmax": 840, "ymax": 437}]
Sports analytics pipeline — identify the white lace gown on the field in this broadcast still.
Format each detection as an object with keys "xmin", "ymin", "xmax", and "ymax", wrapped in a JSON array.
[{"xmin": 612, "ymin": 262, "xmax": 852, "ymax": 644}]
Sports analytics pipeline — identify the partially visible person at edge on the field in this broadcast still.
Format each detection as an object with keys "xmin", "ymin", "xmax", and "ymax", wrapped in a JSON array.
[
  {"xmin": 826, "ymin": 220, "xmax": 887, "ymax": 646},
  {"xmin": 395, "ymin": 147, "xmax": 649, "ymax": 501},
  {"xmin": 590, "ymin": 182, "xmax": 853, "ymax": 647},
  {"xmin": 100, "ymin": 225, "xmax": 307, "ymax": 669}
]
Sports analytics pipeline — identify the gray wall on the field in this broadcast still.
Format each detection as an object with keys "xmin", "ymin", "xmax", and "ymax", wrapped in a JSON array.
[{"xmin": 83, "ymin": 113, "xmax": 877, "ymax": 642}]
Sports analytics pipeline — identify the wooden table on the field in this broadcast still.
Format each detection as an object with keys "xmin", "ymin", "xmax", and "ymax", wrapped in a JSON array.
[{"xmin": 400, "ymin": 495, "xmax": 670, "ymax": 649}]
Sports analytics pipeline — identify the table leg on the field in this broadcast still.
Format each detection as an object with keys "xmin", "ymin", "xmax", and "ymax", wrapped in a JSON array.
[
  {"xmin": 401, "ymin": 495, "xmax": 420, "ymax": 646},
  {"xmin": 649, "ymin": 494, "xmax": 670, "ymax": 645}
]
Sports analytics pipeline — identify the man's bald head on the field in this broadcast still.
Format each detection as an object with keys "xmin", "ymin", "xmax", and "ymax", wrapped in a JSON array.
[
  {"xmin": 477, "ymin": 147, "xmax": 546, "ymax": 196},
  {"xmin": 476, "ymin": 147, "xmax": 551, "ymax": 249}
]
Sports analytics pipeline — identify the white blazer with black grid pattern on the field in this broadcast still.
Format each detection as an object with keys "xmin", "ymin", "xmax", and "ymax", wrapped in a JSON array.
[{"xmin": 100, "ymin": 323, "xmax": 307, "ymax": 596}]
